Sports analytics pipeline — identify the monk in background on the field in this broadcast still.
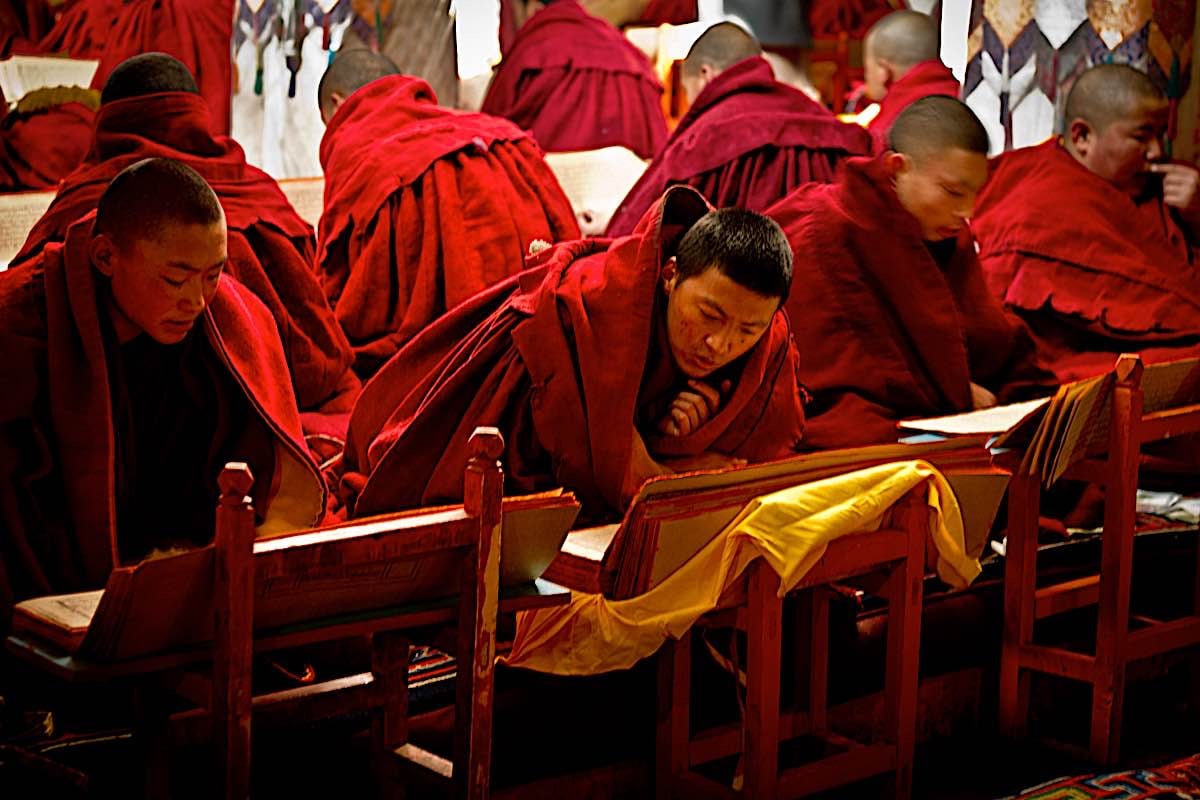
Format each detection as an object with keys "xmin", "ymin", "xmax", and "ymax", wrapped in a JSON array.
[
  {"xmin": 0, "ymin": 84, "xmax": 97, "ymax": 191},
  {"xmin": 334, "ymin": 188, "xmax": 804, "ymax": 520},
  {"xmin": 973, "ymin": 64, "xmax": 1200, "ymax": 384},
  {"xmin": 13, "ymin": 54, "xmax": 359, "ymax": 443},
  {"xmin": 768, "ymin": 97, "xmax": 1047, "ymax": 450},
  {"xmin": 863, "ymin": 10, "xmax": 960, "ymax": 153},
  {"xmin": 483, "ymin": 0, "xmax": 668, "ymax": 160},
  {"xmin": 316, "ymin": 50, "xmax": 580, "ymax": 378},
  {"xmin": 606, "ymin": 22, "xmax": 869, "ymax": 236},
  {"xmin": 0, "ymin": 158, "xmax": 325, "ymax": 622}
]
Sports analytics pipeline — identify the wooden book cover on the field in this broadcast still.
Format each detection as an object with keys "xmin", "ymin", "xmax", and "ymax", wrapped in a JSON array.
[{"xmin": 10, "ymin": 590, "xmax": 104, "ymax": 652}]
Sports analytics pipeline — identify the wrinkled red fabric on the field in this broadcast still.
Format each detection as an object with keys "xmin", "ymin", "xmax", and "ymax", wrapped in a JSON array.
[
  {"xmin": 808, "ymin": 0, "xmax": 891, "ymax": 37},
  {"xmin": 973, "ymin": 140, "xmax": 1200, "ymax": 383},
  {"xmin": 767, "ymin": 156, "xmax": 1047, "ymax": 449},
  {"xmin": 25, "ymin": 0, "xmax": 118, "ymax": 58},
  {"xmin": 13, "ymin": 92, "xmax": 359, "ymax": 425},
  {"xmin": 482, "ymin": 0, "xmax": 667, "ymax": 159},
  {"xmin": 335, "ymin": 186, "xmax": 805, "ymax": 519},
  {"xmin": 0, "ymin": 101, "xmax": 94, "ymax": 190},
  {"xmin": 317, "ymin": 75, "xmax": 580, "ymax": 378},
  {"xmin": 636, "ymin": 0, "xmax": 698, "ymax": 25},
  {"xmin": 88, "ymin": 0, "xmax": 234, "ymax": 134},
  {"xmin": 0, "ymin": 215, "xmax": 323, "ymax": 618},
  {"xmin": 606, "ymin": 56, "xmax": 870, "ymax": 236},
  {"xmin": 0, "ymin": 0, "xmax": 55, "ymax": 56},
  {"xmin": 867, "ymin": 60, "xmax": 961, "ymax": 153}
]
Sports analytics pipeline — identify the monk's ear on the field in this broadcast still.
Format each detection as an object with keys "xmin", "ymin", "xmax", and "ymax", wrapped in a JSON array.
[
  {"xmin": 883, "ymin": 151, "xmax": 910, "ymax": 179},
  {"xmin": 662, "ymin": 256, "xmax": 678, "ymax": 292},
  {"xmin": 91, "ymin": 232, "xmax": 119, "ymax": 279},
  {"xmin": 1068, "ymin": 118, "xmax": 1093, "ymax": 156}
]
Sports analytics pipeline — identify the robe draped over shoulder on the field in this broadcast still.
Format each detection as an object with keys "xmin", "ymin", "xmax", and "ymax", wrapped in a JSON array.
[{"xmin": 866, "ymin": 60, "xmax": 960, "ymax": 153}]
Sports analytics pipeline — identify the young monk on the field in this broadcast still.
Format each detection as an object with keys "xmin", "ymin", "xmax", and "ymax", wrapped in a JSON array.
[
  {"xmin": 0, "ymin": 158, "xmax": 325, "ymax": 621},
  {"xmin": 972, "ymin": 63, "xmax": 1200, "ymax": 384},
  {"xmin": 767, "ymin": 96, "xmax": 1047, "ymax": 450},
  {"xmin": 316, "ymin": 50, "xmax": 580, "ymax": 378},
  {"xmin": 482, "ymin": 0, "xmax": 668, "ymax": 160},
  {"xmin": 863, "ymin": 10, "xmax": 960, "ymax": 153},
  {"xmin": 605, "ymin": 21, "xmax": 870, "ymax": 236},
  {"xmin": 13, "ymin": 53, "xmax": 359, "ymax": 437},
  {"xmin": 335, "ymin": 187, "xmax": 805, "ymax": 519}
]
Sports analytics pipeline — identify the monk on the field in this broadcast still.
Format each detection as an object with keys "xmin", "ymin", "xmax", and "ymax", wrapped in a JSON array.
[
  {"xmin": 767, "ymin": 96, "xmax": 1047, "ymax": 450},
  {"xmin": 0, "ymin": 85, "xmax": 96, "ymax": 191},
  {"xmin": 316, "ymin": 50, "xmax": 580, "ymax": 378},
  {"xmin": 13, "ymin": 54, "xmax": 359, "ymax": 438},
  {"xmin": 482, "ymin": 0, "xmax": 668, "ymax": 160},
  {"xmin": 972, "ymin": 64, "xmax": 1200, "ymax": 384},
  {"xmin": 0, "ymin": 158, "xmax": 325, "ymax": 621},
  {"xmin": 863, "ymin": 10, "xmax": 960, "ymax": 153},
  {"xmin": 335, "ymin": 187, "xmax": 805, "ymax": 520},
  {"xmin": 606, "ymin": 22, "xmax": 870, "ymax": 236}
]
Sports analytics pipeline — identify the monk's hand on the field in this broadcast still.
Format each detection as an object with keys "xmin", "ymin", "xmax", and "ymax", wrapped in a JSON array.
[
  {"xmin": 970, "ymin": 381, "xmax": 998, "ymax": 410},
  {"xmin": 657, "ymin": 379, "xmax": 731, "ymax": 437},
  {"xmin": 1148, "ymin": 163, "xmax": 1200, "ymax": 221}
]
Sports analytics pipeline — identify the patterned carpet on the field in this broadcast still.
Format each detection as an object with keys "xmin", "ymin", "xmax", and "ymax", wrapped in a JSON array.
[{"xmin": 1003, "ymin": 752, "xmax": 1200, "ymax": 799}]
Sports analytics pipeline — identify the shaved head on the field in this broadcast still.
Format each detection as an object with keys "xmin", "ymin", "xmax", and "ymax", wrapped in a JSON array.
[
  {"xmin": 865, "ymin": 10, "xmax": 939, "ymax": 72},
  {"xmin": 100, "ymin": 52, "xmax": 199, "ymax": 105},
  {"xmin": 682, "ymin": 21, "xmax": 761, "ymax": 77},
  {"xmin": 95, "ymin": 158, "xmax": 224, "ymax": 249},
  {"xmin": 1063, "ymin": 63, "xmax": 1164, "ymax": 135},
  {"xmin": 889, "ymin": 95, "xmax": 989, "ymax": 158},
  {"xmin": 318, "ymin": 48, "xmax": 401, "ymax": 122}
]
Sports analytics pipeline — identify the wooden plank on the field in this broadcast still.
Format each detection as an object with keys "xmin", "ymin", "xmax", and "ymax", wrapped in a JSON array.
[
  {"xmin": 744, "ymin": 563, "xmax": 783, "ymax": 800},
  {"xmin": 1034, "ymin": 575, "xmax": 1100, "ymax": 620},
  {"xmin": 776, "ymin": 744, "xmax": 896, "ymax": 799},
  {"xmin": 1139, "ymin": 405, "xmax": 1200, "ymax": 442},
  {"xmin": 1017, "ymin": 644, "xmax": 1096, "ymax": 682},
  {"xmin": 655, "ymin": 634, "xmax": 690, "ymax": 799},
  {"xmin": 999, "ymin": 471, "xmax": 1040, "ymax": 738},
  {"xmin": 1127, "ymin": 616, "xmax": 1200, "ymax": 662}
]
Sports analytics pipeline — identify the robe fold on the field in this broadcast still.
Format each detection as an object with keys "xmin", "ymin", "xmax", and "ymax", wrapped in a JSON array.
[
  {"xmin": 866, "ymin": 60, "xmax": 961, "ymax": 153},
  {"xmin": 0, "ymin": 215, "xmax": 325, "ymax": 621},
  {"xmin": 635, "ymin": 0, "xmax": 698, "ymax": 25},
  {"xmin": 336, "ymin": 186, "xmax": 805, "ymax": 519},
  {"xmin": 766, "ymin": 156, "xmax": 1046, "ymax": 450},
  {"xmin": 482, "ymin": 0, "xmax": 668, "ymax": 160},
  {"xmin": 13, "ymin": 91, "xmax": 360, "ymax": 428},
  {"xmin": 317, "ymin": 75, "xmax": 580, "ymax": 378},
  {"xmin": 28, "ymin": 0, "xmax": 117, "ymax": 58},
  {"xmin": 0, "ymin": 93, "xmax": 94, "ymax": 191},
  {"xmin": 606, "ymin": 56, "xmax": 870, "ymax": 236},
  {"xmin": 0, "ymin": 0, "xmax": 55, "ymax": 56},
  {"xmin": 972, "ymin": 140, "xmax": 1200, "ymax": 383}
]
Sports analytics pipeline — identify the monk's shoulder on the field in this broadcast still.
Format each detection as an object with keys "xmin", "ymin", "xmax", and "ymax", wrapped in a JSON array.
[
  {"xmin": 0, "ymin": 259, "xmax": 50, "ymax": 420},
  {"xmin": 0, "ymin": 258, "xmax": 49, "ymax": 341}
]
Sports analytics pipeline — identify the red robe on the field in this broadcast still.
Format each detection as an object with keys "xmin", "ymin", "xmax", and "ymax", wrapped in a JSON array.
[
  {"xmin": 766, "ymin": 156, "xmax": 1046, "ymax": 449},
  {"xmin": 26, "ymin": 0, "xmax": 118, "ymax": 58},
  {"xmin": 0, "ymin": 0, "xmax": 55, "ymax": 56},
  {"xmin": 972, "ymin": 140, "xmax": 1200, "ymax": 383},
  {"xmin": 635, "ymin": 0, "xmax": 698, "ymax": 25},
  {"xmin": 482, "ymin": 0, "xmax": 668, "ymax": 160},
  {"xmin": 606, "ymin": 56, "xmax": 870, "ymax": 236},
  {"xmin": 13, "ymin": 91, "xmax": 359, "ymax": 431},
  {"xmin": 318, "ymin": 75, "xmax": 580, "ymax": 378},
  {"xmin": 336, "ymin": 186, "xmax": 805, "ymax": 519},
  {"xmin": 0, "ymin": 215, "xmax": 325, "ymax": 619},
  {"xmin": 867, "ymin": 60, "xmax": 961, "ymax": 153},
  {"xmin": 0, "ymin": 95, "xmax": 94, "ymax": 191}
]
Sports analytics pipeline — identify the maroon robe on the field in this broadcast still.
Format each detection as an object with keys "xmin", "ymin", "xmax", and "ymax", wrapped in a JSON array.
[
  {"xmin": 766, "ymin": 156, "xmax": 1046, "ymax": 449},
  {"xmin": 28, "ymin": 0, "xmax": 118, "ymax": 58},
  {"xmin": 336, "ymin": 187, "xmax": 805, "ymax": 519},
  {"xmin": 972, "ymin": 140, "xmax": 1200, "ymax": 384},
  {"xmin": 13, "ymin": 91, "xmax": 359, "ymax": 432},
  {"xmin": 318, "ymin": 75, "xmax": 580, "ymax": 378},
  {"xmin": 606, "ymin": 56, "xmax": 870, "ymax": 236},
  {"xmin": 482, "ymin": 0, "xmax": 668, "ymax": 160},
  {"xmin": 0, "ymin": 92, "xmax": 94, "ymax": 191},
  {"xmin": 0, "ymin": 215, "xmax": 326, "ymax": 620},
  {"xmin": 867, "ymin": 60, "xmax": 961, "ymax": 153}
]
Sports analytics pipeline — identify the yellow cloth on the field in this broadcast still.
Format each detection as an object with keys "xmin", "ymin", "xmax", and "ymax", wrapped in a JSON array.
[{"xmin": 503, "ymin": 460, "xmax": 979, "ymax": 675}]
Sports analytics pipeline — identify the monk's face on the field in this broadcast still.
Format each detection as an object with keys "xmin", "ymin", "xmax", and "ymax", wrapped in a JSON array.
[
  {"xmin": 1068, "ymin": 98, "xmax": 1168, "ymax": 194},
  {"xmin": 92, "ymin": 220, "xmax": 228, "ymax": 345},
  {"xmin": 862, "ymin": 38, "xmax": 890, "ymax": 102},
  {"xmin": 663, "ymin": 260, "xmax": 780, "ymax": 379},
  {"xmin": 890, "ymin": 146, "xmax": 988, "ymax": 241}
]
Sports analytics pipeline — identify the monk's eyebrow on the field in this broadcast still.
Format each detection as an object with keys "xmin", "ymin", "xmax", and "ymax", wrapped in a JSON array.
[{"xmin": 167, "ymin": 261, "xmax": 203, "ymax": 273}]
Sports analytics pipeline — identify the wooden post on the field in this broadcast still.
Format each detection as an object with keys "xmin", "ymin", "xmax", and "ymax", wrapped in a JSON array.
[
  {"xmin": 655, "ymin": 632, "xmax": 691, "ymax": 800},
  {"xmin": 214, "ymin": 462, "xmax": 256, "ymax": 800},
  {"xmin": 743, "ymin": 562, "xmax": 782, "ymax": 800},
  {"xmin": 884, "ymin": 495, "xmax": 925, "ymax": 800},
  {"xmin": 455, "ymin": 427, "xmax": 504, "ymax": 800},
  {"xmin": 1091, "ymin": 354, "xmax": 1143, "ymax": 764},
  {"xmin": 373, "ymin": 631, "xmax": 411, "ymax": 799},
  {"xmin": 999, "ymin": 469, "xmax": 1040, "ymax": 739}
]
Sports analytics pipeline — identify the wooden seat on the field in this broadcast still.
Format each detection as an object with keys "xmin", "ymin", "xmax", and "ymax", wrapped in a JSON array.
[
  {"xmin": 8, "ymin": 427, "xmax": 569, "ymax": 799},
  {"xmin": 999, "ymin": 354, "xmax": 1200, "ymax": 763},
  {"xmin": 655, "ymin": 491, "xmax": 928, "ymax": 800}
]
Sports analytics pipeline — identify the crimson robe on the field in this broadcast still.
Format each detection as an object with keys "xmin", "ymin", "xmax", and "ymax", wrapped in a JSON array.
[
  {"xmin": 0, "ymin": 96, "xmax": 94, "ymax": 191},
  {"xmin": 972, "ymin": 140, "xmax": 1200, "ymax": 384},
  {"xmin": 336, "ymin": 186, "xmax": 805, "ymax": 519},
  {"xmin": 0, "ymin": 0, "xmax": 55, "ymax": 56},
  {"xmin": 27, "ymin": 0, "xmax": 117, "ymax": 58},
  {"xmin": 867, "ymin": 60, "xmax": 961, "ymax": 153},
  {"xmin": 635, "ymin": 0, "xmax": 698, "ymax": 25},
  {"xmin": 606, "ymin": 56, "xmax": 870, "ymax": 236},
  {"xmin": 13, "ymin": 91, "xmax": 359, "ymax": 431},
  {"xmin": 482, "ymin": 0, "xmax": 668, "ymax": 160},
  {"xmin": 766, "ymin": 156, "xmax": 1046, "ymax": 450},
  {"xmin": 317, "ymin": 75, "xmax": 580, "ymax": 378},
  {"xmin": 0, "ymin": 215, "xmax": 325, "ymax": 619}
]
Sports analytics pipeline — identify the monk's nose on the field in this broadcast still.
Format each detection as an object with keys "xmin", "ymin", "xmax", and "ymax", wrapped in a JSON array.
[
  {"xmin": 1146, "ymin": 138, "xmax": 1164, "ymax": 162},
  {"xmin": 180, "ymin": 281, "xmax": 206, "ymax": 313}
]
